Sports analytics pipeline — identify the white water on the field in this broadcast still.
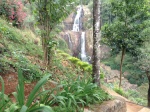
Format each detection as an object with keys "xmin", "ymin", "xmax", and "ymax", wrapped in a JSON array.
[
  {"xmin": 72, "ymin": 6, "xmax": 87, "ymax": 62},
  {"xmin": 72, "ymin": 6, "xmax": 82, "ymax": 31},
  {"xmin": 80, "ymin": 32, "xmax": 87, "ymax": 61},
  {"xmin": 66, "ymin": 33, "xmax": 72, "ymax": 50}
]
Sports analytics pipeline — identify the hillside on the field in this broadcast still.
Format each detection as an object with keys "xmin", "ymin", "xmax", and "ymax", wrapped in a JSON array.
[
  {"xmin": 0, "ymin": 0, "xmax": 150, "ymax": 111},
  {"xmin": 0, "ymin": 18, "xmax": 150, "ymax": 112},
  {"xmin": 0, "ymin": 18, "xmax": 111, "ymax": 112}
]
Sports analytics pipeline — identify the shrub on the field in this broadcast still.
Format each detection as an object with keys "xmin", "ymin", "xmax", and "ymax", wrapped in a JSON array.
[
  {"xmin": 40, "ymin": 78, "xmax": 110, "ymax": 112},
  {"xmin": 0, "ymin": 70, "xmax": 53, "ymax": 112},
  {"xmin": 126, "ymin": 90, "xmax": 147, "ymax": 106},
  {"xmin": 113, "ymin": 87, "xmax": 126, "ymax": 97},
  {"xmin": 0, "ymin": 0, "xmax": 27, "ymax": 27},
  {"xmin": 0, "ymin": 76, "xmax": 11, "ymax": 111}
]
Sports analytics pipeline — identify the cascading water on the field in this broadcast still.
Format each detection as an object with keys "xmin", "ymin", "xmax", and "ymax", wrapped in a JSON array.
[
  {"xmin": 72, "ymin": 6, "xmax": 82, "ymax": 32},
  {"xmin": 72, "ymin": 6, "xmax": 87, "ymax": 62},
  {"xmin": 66, "ymin": 33, "xmax": 72, "ymax": 50},
  {"xmin": 80, "ymin": 32, "xmax": 87, "ymax": 61}
]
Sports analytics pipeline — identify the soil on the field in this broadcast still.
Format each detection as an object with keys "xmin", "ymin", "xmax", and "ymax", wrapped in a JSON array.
[
  {"xmin": 102, "ymin": 85, "xmax": 149, "ymax": 112},
  {"xmin": 0, "ymin": 72, "xmax": 149, "ymax": 112},
  {"xmin": 0, "ymin": 72, "xmax": 36, "ymax": 101}
]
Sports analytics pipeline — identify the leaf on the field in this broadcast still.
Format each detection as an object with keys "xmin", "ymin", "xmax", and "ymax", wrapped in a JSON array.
[
  {"xmin": 26, "ymin": 74, "xmax": 51, "ymax": 107},
  {"xmin": 28, "ymin": 104, "xmax": 54, "ymax": 112},
  {"xmin": 0, "ymin": 76, "xmax": 4, "ymax": 108},
  {"xmin": 17, "ymin": 69, "xmax": 25, "ymax": 106},
  {"xmin": 20, "ymin": 105, "xmax": 28, "ymax": 112},
  {"xmin": 8, "ymin": 103, "xmax": 19, "ymax": 112}
]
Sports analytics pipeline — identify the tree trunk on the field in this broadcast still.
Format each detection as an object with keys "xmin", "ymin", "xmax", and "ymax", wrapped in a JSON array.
[
  {"xmin": 146, "ymin": 71, "xmax": 150, "ymax": 107},
  {"xmin": 119, "ymin": 47, "xmax": 125, "ymax": 88},
  {"xmin": 92, "ymin": 0, "xmax": 101, "ymax": 86}
]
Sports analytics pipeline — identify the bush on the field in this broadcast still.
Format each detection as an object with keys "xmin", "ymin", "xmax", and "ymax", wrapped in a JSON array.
[
  {"xmin": 0, "ymin": 70, "xmax": 53, "ymax": 112},
  {"xmin": 126, "ymin": 90, "xmax": 147, "ymax": 106},
  {"xmin": 0, "ymin": 0, "xmax": 27, "ymax": 27},
  {"xmin": 113, "ymin": 87, "xmax": 126, "ymax": 97},
  {"xmin": 40, "ymin": 78, "xmax": 111, "ymax": 112}
]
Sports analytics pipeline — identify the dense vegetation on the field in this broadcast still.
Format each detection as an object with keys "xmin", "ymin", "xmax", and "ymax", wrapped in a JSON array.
[
  {"xmin": 0, "ymin": 0, "xmax": 150, "ymax": 111},
  {"xmin": 0, "ymin": 0, "xmax": 110, "ymax": 111}
]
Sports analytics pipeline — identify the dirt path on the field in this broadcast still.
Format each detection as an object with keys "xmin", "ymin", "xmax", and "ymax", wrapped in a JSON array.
[
  {"xmin": 102, "ymin": 85, "xmax": 150, "ymax": 112},
  {"xmin": 126, "ymin": 102, "xmax": 143, "ymax": 112}
]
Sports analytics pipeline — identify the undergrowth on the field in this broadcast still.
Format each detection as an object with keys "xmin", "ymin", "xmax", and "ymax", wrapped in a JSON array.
[
  {"xmin": 0, "ymin": 19, "xmax": 111, "ymax": 111},
  {"xmin": 106, "ymin": 83, "xmax": 147, "ymax": 106},
  {"xmin": 0, "ymin": 19, "xmax": 43, "ymax": 81},
  {"xmin": 102, "ymin": 53, "xmax": 147, "ymax": 86},
  {"xmin": 0, "ymin": 70, "xmax": 111, "ymax": 112}
]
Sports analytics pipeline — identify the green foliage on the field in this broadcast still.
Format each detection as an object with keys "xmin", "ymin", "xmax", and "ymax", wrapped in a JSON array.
[
  {"xmin": 0, "ymin": 19, "xmax": 43, "ymax": 56},
  {"xmin": 0, "ymin": 76, "xmax": 11, "ymax": 111},
  {"xmin": 68, "ymin": 57, "xmax": 92, "ymax": 72},
  {"xmin": 25, "ymin": 74, "xmax": 51, "ymax": 107},
  {"xmin": 101, "ymin": 0, "xmax": 113, "ymax": 25},
  {"xmin": 0, "ymin": 19, "xmax": 22, "ymax": 43},
  {"xmin": 136, "ymin": 41, "xmax": 150, "ymax": 71},
  {"xmin": 125, "ymin": 90, "xmax": 147, "ymax": 106},
  {"xmin": 68, "ymin": 56, "xmax": 105, "ymax": 79},
  {"xmin": 0, "ymin": 56, "xmax": 11, "ymax": 73},
  {"xmin": 102, "ymin": 0, "xmax": 150, "ymax": 55},
  {"xmin": 16, "ymin": 70, "xmax": 25, "ymax": 107},
  {"xmin": 29, "ymin": 0, "xmax": 79, "ymax": 65},
  {"xmin": 14, "ymin": 53, "xmax": 41, "ymax": 81},
  {"xmin": 0, "ymin": 51, "xmax": 42, "ymax": 81},
  {"xmin": 102, "ymin": 55, "xmax": 120, "ymax": 70},
  {"xmin": 58, "ymin": 52, "xmax": 70, "ymax": 58},
  {"xmin": 0, "ymin": 0, "xmax": 27, "ymax": 27},
  {"xmin": 0, "ymin": 19, "xmax": 43, "ymax": 80},
  {"xmin": 0, "ymin": 70, "xmax": 53, "ymax": 112},
  {"xmin": 113, "ymin": 87, "xmax": 126, "ymax": 97},
  {"xmin": 102, "ymin": 53, "xmax": 147, "ymax": 86},
  {"xmin": 57, "ymin": 38, "xmax": 70, "ymax": 53},
  {"xmin": 41, "ymin": 78, "xmax": 110, "ymax": 112},
  {"xmin": 68, "ymin": 57, "xmax": 80, "ymax": 64},
  {"xmin": 32, "ymin": 0, "xmax": 77, "ymax": 27}
]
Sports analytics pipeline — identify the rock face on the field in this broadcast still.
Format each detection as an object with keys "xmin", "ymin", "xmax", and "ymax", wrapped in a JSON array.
[
  {"xmin": 61, "ymin": 6, "xmax": 111, "ymax": 61},
  {"xmin": 84, "ymin": 97, "xmax": 126, "ymax": 112},
  {"xmin": 60, "ymin": 31, "xmax": 81, "ymax": 57},
  {"xmin": 91, "ymin": 97, "xmax": 126, "ymax": 112},
  {"xmin": 60, "ymin": 6, "xmax": 94, "ymax": 60}
]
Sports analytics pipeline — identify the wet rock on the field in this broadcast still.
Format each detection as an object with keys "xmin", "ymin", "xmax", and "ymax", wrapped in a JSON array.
[{"xmin": 60, "ymin": 31, "xmax": 81, "ymax": 57}]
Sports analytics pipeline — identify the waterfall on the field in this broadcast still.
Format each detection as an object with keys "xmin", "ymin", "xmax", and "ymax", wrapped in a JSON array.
[
  {"xmin": 66, "ymin": 33, "xmax": 72, "ymax": 50},
  {"xmin": 80, "ymin": 32, "xmax": 87, "ymax": 61},
  {"xmin": 72, "ymin": 6, "xmax": 82, "ymax": 32},
  {"xmin": 72, "ymin": 6, "xmax": 88, "ymax": 62}
]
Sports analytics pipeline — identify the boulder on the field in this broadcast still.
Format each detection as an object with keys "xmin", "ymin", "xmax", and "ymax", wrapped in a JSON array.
[{"xmin": 90, "ymin": 97, "xmax": 126, "ymax": 112}]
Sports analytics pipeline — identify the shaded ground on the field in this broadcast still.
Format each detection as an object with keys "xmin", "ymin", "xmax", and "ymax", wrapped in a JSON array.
[{"xmin": 0, "ymin": 72, "xmax": 36, "ymax": 101}]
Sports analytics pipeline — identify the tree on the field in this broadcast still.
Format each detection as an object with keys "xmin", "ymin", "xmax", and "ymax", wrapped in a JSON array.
[
  {"xmin": 92, "ymin": 0, "xmax": 101, "ymax": 86},
  {"xmin": 102, "ymin": 0, "xmax": 150, "ymax": 88},
  {"xmin": 136, "ymin": 23, "xmax": 150, "ymax": 106},
  {"xmin": 101, "ymin": 0, "xmax": 114, "ymax": 25},
  {"xmin": 30, "ymin": 0, "xmax": 76, "ymax": 66},
  {"xmin": 137, "ymin": 42, "xmax": 150, "ymax": 107}
]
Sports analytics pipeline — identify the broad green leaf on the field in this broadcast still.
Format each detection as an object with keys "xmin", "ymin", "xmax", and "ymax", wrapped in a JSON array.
[
  {"xmin": 20, "ymin": 105, "xmax": 28, "ymax": 112},
  {"xmin": 26, "ymin": 74, "xmax": 51, "ymax": 107}
]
